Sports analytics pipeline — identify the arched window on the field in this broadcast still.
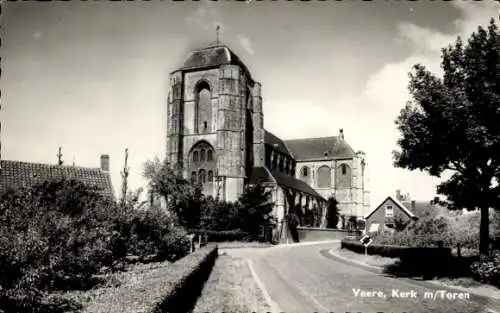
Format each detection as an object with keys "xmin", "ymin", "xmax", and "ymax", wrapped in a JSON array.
[
  {"xmin": 199, "ymin": 169, "xmax": 206, "ymax": 184},
  {"xmin": 317, "ymin": 166, "xmax": 331, "ymax": 188},
  {"xmin": 207, "ymin": 149, "xmax": 213, "ymax": 162},
  {"xmin": 200, "ymin": 149, "xmax": 206, "ymax": 162},
  {"xmin": 191, "ymin": 171, "xmax": 197, "ymax": 184},
  {"xmin": 271, "ymin": 154, "xmax": 277, "ymax": 170},
  {"xmin": 208, "ymin": 170, "xmax": 213, "ymax": 182},
  {"xmin": 278, "ymin": 158, "xmax": 284, "ymax": 172},
  {"xmin": 195, "ymin": 81, "xmax": 212, "ymax": 133},
  {"xmin": 193, "ymin": 151, "xmax": 199, "ymax": 163},
  {"xmin": 336, "ymin": 163, "xmax": 351, "ymax": 188}
]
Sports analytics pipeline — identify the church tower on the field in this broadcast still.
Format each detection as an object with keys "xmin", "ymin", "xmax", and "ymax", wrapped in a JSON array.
[{"xmin": 166, "ymin": 42, "xmax": 264, "ymax": 202}]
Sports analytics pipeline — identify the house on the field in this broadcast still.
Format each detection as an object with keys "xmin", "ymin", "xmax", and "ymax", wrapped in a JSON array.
[
  {"xmin": 0, "ymin": 154, "xmax": 115, "ymax": 200},
  {"xmin": 365, "ymin": 195, "xmax": 418, "ymax": 234}
]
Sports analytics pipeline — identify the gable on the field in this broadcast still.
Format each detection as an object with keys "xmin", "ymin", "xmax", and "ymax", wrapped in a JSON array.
[{"xmin": 365, "ymin": 196, "xmax": 416, "ymax": 220}]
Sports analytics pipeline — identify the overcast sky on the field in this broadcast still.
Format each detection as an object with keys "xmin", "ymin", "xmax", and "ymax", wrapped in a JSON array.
[{"xmin": 1, "ymin": 0, "xmax": 498, "ymax": 206}]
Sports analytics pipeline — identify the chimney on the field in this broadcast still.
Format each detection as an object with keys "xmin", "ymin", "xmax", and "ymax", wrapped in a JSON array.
[
  {"xmin": 396, "ymin": 189, "xmax": 401, "ymax": 201},
  {"xmin": 411, "ymin": 200, "xmax": 416, "ymax": 210},
  {"xmin": 339, "ymin": 128, "xmax": 344, "ymax": 140},
  {"xmin": 100, "ymin": 154, "xmax": 110, "ymax": 172}
]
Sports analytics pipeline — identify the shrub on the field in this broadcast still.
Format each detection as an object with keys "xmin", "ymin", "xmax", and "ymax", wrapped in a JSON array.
[
  {"xmin": 0, "ymin": 178, "xmax": 192, "ymax": 312},
  {"xmin": 470, "ymin": 251, "xmax": 500, "ymax": 287}
]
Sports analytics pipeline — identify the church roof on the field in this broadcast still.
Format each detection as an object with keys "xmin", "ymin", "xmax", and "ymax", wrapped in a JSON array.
[
  {"xmin": 249, "ymin": 166, "xmax": 324, "ymax": 200},
  {"xmin": 284, "ymin": 136, "xmax": 356, "ymax": 161},
  {"xmin": 264, "ymin": 130, "xmax": 293, "ymax": 158},
  {"xmin": 181, "ymin": 43, "xmax": 252, "ymax": 79},
  {"xmin": 0, "ymin": 160, "xmax": 115, "ymax": 199}
]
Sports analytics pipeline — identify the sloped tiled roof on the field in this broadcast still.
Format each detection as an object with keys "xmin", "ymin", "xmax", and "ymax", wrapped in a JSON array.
[
  {"xmin": 0, "ymin": 160, "xmax": 114, "ymax": 199},
  {"xmin": 264, "ymin": 130, "xmax": 293, "ymax": 157},
  {"xmin": 365, "ymin": 196, "xmax": 417, "ymax": 220},
  {"xmin": 250, "ymin": 166, "xmax": 324, "ymax": 200},
  {"xmin": 181, "ymin": 43, "xmax": 252, "ymax": 80},
  {"xmin": 401, "ymin": 201, "xmax": 439, "ymax": 218},
  {"xmin": 284, "ymin": 136, "xmax": 356, "ymax": 161}
]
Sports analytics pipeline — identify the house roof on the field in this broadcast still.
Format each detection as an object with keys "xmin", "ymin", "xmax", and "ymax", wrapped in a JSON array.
[
  {"xmin": 283, "ymin": 136, "xmax": 356, "ymax": 161},
  {"xmin": 365, "ymin": 195, "xmax": 417, "ymax": 220},
  {"xmin": 264, "ymin": 130, "xmax": 293, "ymax": 158},
  {"xmin": 401, "ymin": 200, "xmax": 441, "ymax": 218},
  {"xmin": 249, "ymin": 166, "xmax": 324, "ymax": 200},
  {"xmin": 181, "ymin": 43, "xmax": 252, "ymax": 80},
  {"xmin": 0, "ymin": 160, "xmax": 115, "ymax": 199}
]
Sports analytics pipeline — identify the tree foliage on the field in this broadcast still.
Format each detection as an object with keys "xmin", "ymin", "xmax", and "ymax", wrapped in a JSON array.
[
  {"xmin": 393, "ymin": 19, "xmax": 499, "ymax": 255},
  {"xmin": 237, "ymin": 184, "xmax": 275, "ymax": 238},
  {"xmin": 326, "ymin": 196, "xmax": 340, "ymax": 228}
]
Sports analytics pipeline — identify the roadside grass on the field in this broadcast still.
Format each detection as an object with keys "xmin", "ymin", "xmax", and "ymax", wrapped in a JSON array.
[
  {"xmin": 333, "ymin": 246, "xmax": 399, "ymax": 268},
  {"xmin": 56, "ymin": 260, "xmax": 173, "ymax": 312},
  {"xmin": 193, "ymin": 254, "xmax": 272, "ymax": 313}
]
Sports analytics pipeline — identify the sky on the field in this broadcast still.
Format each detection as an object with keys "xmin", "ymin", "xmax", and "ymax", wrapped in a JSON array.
[{"xmin": 1, "ymin": 0, "xmax": 498, "ymax": 206}]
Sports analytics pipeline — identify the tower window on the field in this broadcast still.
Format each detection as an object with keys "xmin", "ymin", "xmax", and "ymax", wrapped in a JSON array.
[
  {"xmin": 199, "ymin": 169, "xmax": 206, "ymax": 184},
  {"xmin": 341, "ymin": 164, "xmax": 347, "ymax": 175},
  {"xmin": 207, "ymin": 149, "xmax": 213, "ymax": 161},
  {"xmin": 203, "ymin": 121, "xmax": 208, "ymax": 131},
  {"xmin": 200, "ymin": 149, "xmax": 206, "ymax": 162},
  {"xmin": 193, "ymin": 151, "xmax": 199, "ymax": 163},
  {"xmin": 208, "ymin": 170, "xmax": 213, "ymax": 182},
  {"xmin": 191, "ymin": 171, "xmax": 197, "ymax": 184}
]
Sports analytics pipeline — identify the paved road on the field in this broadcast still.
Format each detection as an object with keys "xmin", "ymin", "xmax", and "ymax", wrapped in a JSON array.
[{"xmin": 227, "ymin": 242, "xmax": 500, "ymax": 313}]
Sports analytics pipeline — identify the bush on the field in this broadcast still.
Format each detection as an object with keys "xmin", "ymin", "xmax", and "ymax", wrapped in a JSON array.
[
  {"xmin": 0, "ymin": 179, "xmax": 191, "ymax": 313},
  {"xmin": 470, "ymin": 251, "xmax": 500, "ymax": 287}
]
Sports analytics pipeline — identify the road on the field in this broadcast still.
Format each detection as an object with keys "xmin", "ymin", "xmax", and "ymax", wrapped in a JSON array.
[{"xmin": 223, "ymin": 242, "xmax": 500, "ymax": 313}]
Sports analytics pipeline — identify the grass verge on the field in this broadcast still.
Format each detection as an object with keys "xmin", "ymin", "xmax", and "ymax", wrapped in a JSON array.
[
  {"xmin": 215, "ymin": 241, "xmax": 273, "ymax": 249},
  {"xmin": 193, "ymin": 254, "xmax": 272, "ymax": 312},
  {"xmin": 333, "ymin": 246, "xmax": 399, "ymax": 268}
]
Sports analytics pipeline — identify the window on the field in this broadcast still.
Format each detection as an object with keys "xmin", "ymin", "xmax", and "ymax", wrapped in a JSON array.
[
  {"xmin": 203, "ymin": 121, "xmax": 208, "ymax": 131},
  {"xmin": 208, "ymin": 170, "xmax": 213, "ymax": 182},
  {"xmin": 207, "ymin": 149, "xmax": 213, "ymax": 161},
  {"xmin": 193, "ymin": 151, "xmax": 199, "ymax": 162},
  {"xmin": 191, "ymin": 171, "xmax": 197, "ymax": 184},
  {"xmin": 369, "ymin": 223, "xmax": 380, "ymax": 233},
  {"xmin": 279, "ymin": 159, "xmax": 284, "ymax": 172},
  {"xmin": 317, "ymin": 166, "xmax": 331, "ymax": 188},
  {"xmin": 385, "ymin": 223, "xmax": 394, "ymax": 229},
  {"xmin": 385, "ymin": 205, "xmax": 394, "ymax": 217},
  {"xmin": 341, "ymin": 164, "xmax": 347, "ymax": 175},
  {"xmin": 198, "ymin": 169, "xmax": 206, "ymax": 184},
  {"xmin": 302, "ymin": 167, "xmax": 309, "ymax": 177},
  {"xmin": 200, "ymin": 149, "xmax": 206, "ymax": 162}
]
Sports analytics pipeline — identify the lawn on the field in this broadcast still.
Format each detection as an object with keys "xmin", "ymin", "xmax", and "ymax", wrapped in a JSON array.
[
  {"xmin": 57, "ymin": 260, "xmax": 175, "ymax": 313},
  {"xmin": 193, "ymin": 253, "xmax": 272, "ymax": 312}
]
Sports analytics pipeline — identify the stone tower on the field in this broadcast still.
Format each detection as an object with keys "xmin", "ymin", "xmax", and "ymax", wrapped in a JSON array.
[{"xmin": 166, "ymin": 43, "xmax": 264, "ymax": 202}]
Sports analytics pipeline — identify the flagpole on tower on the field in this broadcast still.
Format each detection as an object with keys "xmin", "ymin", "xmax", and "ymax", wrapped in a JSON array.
[{"xmin": 216, "ymin": 25, "xmax": 220, "ymax": 44}]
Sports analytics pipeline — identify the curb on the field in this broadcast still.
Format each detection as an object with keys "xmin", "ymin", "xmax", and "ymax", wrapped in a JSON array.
[
  {"xmin": 246, "ymin": 259, "xmax": 282, "ymax": 313},
  {"xmin": 327, "ymin": 248, "xmax": 500, "ymax": 303}
]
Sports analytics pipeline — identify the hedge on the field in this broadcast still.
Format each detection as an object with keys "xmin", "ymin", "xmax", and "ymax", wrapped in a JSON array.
[
  {"xmin": 188, "ymin": 229, "xmax": 253, "ymax": 242},
  {"xmin": 341, "ymin": 238, "xmax": 453, "ymax": 276},
  {"xmin": 81, "ymin": 245, "xmax": 218, "ymax": 313}
]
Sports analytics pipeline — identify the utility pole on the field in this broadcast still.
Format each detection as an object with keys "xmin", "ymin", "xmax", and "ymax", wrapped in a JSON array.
[
  {"xmin": 57, "ymin": 147, "xmax": 63, "ymax": 165},
  {"xmin": 120, "ymin": 148, "xmax": 129, "ymax": 206}
]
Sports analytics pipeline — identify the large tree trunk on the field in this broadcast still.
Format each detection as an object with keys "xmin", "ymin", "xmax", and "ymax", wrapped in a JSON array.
[{"xmin": 479, "ymin": 206, "xmax": 490, "ymax": 256}]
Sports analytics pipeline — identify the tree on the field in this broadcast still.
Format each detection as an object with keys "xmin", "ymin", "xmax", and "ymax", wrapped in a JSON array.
[
  {"xmin": 326, "ymin": 196, "xmax": 340, "ymax": 228},
  {"xmin": 237, "ymin": 184, "xmax": 275, "ymax": 238},
  {"xmin": 393, "ymin": 19, "xmax": 499, "ymax": 256},
  {"xmin": 143, "ymin": 157, "xmax": 202, "ymax": 228}
]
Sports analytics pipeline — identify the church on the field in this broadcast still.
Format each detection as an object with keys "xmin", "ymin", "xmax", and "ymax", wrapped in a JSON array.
[{"xmin": 166, "ymin": 42, "xmax": 370, "ymax": 229}]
